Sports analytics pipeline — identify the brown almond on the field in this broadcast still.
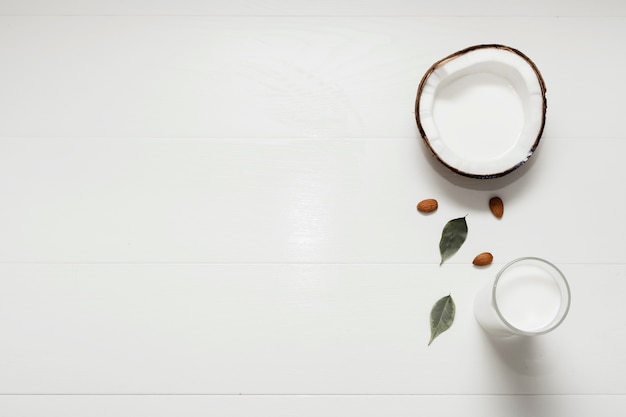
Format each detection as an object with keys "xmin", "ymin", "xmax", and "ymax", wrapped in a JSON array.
[
  {"xmin": 473, "ymin": 252, "xmax": 494, "ymax": 266},
  {"xmin": 417, "ymin": 198, "xmax": 438, "ymax": 213},
  {"xmin": 489, "ymin": 196, "xmax": 504, "ymax": 218}
]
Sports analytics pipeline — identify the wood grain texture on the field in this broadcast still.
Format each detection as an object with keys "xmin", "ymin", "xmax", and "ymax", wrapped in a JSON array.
[
  {"xmin": 1, "ymin": 1, "xmax": 625, "ymax": 414},
  {"xmin": 0, "ymin": 137, "xmax": 623, "ymax": 264},
  {"xmin": 0, "ymin": 17, "xmax": 624, "ymax": 139},
  {"xmin": 1, "ymin": 395, "xmax": 625, "ymax": 417},
  {"xmin": 0, "ymin": 263, "xmax": 624, "ymax": 394},
  {"xmin": 0, "ymin": 0, "xmax": 624, "ymax": 16}
]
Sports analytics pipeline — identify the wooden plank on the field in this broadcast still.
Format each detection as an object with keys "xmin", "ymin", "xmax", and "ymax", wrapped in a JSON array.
[
  {"xmin": 0, "ymin": 395, "xmax": 624, "ymax": 417},
  {"xmin": 0, "ymin": 16, "xmax": 624, "ymax": 139},
  {"xmin": 0, "ymin": 137, "xmax": 623, "ymax": 264},
  {"xmin": 0, "ymin": 263, "xmax": 623, "ymax": 394},
  {"xmin": 0, "ymin": 0, "xmax": 624, "ymax": 17}
]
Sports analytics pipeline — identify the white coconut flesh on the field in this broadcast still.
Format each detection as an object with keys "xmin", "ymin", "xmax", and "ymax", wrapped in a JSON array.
[{"xmin": 416, "ymin": 45, "xmax": 546, "ymax": 178}]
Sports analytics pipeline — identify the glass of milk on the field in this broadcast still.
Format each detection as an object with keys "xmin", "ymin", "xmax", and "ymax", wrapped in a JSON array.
[{"xmin": 474, "ymin": 257, "xmax": 571, "ymax": 336}]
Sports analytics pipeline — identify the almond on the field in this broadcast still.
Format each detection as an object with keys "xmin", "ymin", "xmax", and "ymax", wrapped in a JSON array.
[
  {"xmin": 417, "ymin": 198, "xmax": 438, "ymax": 213},
  {"xmin": 473, "ymin": 252, "xmax": 493, "ymax": 266},
  {"xmin": 489, "ymin": 196, "xmax": 504, "ymax": 218}
]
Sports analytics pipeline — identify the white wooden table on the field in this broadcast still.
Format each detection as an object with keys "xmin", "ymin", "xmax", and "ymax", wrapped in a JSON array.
[{"xmin": 1, "ymin": 1, "xmax": 625, "ymax": 415}]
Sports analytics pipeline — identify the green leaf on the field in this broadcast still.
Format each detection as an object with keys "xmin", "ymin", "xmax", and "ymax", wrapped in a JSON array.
[
  {"xmin": 428, "ymin": 294, "xmax": 456, "ymax": 346},
  {"xmin": 439, "ymin": 216, "xmax": 468, "ymax": 265}
]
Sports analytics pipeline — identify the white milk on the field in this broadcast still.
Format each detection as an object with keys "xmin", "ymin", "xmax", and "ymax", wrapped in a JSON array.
[{"xmin": 495, "ymin": 264, "xmax": 562, "ymax": 332}]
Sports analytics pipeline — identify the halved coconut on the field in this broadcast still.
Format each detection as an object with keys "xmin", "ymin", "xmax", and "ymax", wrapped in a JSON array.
[{"xmin": 415, "ymin": 44, "xmax": 547, "ymax": 179}]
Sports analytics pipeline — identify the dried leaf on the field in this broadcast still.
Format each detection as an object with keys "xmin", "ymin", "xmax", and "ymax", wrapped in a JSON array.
[
  {"xmin": 439, "ymin": 216, "xmax": 468, "ymax": 265},
  {"xmin": 428, "ymin": 294, "xmax": 456, "ymax": 346}
]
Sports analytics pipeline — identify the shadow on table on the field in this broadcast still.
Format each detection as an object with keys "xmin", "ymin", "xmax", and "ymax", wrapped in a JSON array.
[
  {"xmin": 480, "ymin": 331, "xmax": 543, "ymax": 376},
  {"xmin": 479, "ymin": 329, "xmax": 565, "ymax": 417}
]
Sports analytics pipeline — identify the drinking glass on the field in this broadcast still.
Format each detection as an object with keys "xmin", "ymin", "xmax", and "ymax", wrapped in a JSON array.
[{"xmin": 474, "ymin": 257, "xmax": 571, "ymax": 336}]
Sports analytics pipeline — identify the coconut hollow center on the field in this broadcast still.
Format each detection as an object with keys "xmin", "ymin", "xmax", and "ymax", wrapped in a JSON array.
[{"xmin": 432, "ymin": 72, "xmax": 524, "ymax": 161}]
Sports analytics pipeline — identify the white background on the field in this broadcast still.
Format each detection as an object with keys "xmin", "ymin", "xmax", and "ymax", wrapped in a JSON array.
[{"xmin": 1, "ymin": 1, "xmax": 625, "ymax": 415}]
